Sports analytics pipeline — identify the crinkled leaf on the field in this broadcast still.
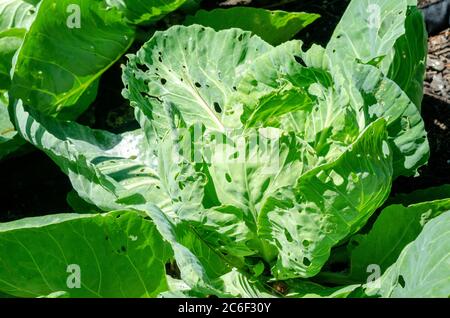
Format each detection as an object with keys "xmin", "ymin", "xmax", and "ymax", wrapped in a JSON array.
[
  {"xmin": 122, "ymin": 25, "xmax": 273, "ymax": 143},
  {"xmin": 238, "ymin": 40, "xmax": 427, "ymax": 178},
  {"xmin": 345, "ymin": 63, "xmax": 428, "ymax": 177},
  {"xmin": 155, "ymin": 121, "xmax": 257, "ymax": 260},
  {"xmin": 235, "ymin": 41, "xmax": 331, "ymax": 129},
  {"xmin": 327, "ymin": 0, "xmax": 427, "ymax": 109},
  {"xmin": 259, "ymin": 119, "xmax": 393, "ymax": 279},
  {"xmin": 304, "ymin": 45, "xmax": 428, "ymax": 177},
  {"xmin": 196, "ymin": 128, "xmax": 305, "ymax": 260}
]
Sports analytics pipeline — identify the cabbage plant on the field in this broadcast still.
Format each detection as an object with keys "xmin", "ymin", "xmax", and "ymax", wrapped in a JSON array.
[{"xmin": 0, "ymin": 0, "xmax": 449, "ymax": 298}]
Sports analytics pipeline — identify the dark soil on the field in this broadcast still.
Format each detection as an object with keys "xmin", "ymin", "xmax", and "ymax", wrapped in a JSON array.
[
  {"xmin": 1, "ymin": 0, "xmax": 449, "ymax": 221},
  {"xmin": 0, "ymin": 150, "xmax": 72, "ymax": 221}
]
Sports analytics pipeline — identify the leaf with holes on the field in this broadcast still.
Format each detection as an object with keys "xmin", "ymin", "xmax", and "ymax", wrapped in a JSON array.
[
  {"xmin": 122, "ymin": 25, "xmax": 273, "ymax": 145},
  {"xmin": 10, "ymin": 0, "xmax": 134, "ymax": 118},
  {"xmin": 10, "ymin": 100, "xmax": 235, "ymax": 294},
  {"xmin": 327, "ymin": 0, "xmax": 427, "ymax": 109},
  {"xmin": 0, "ymin": 211, "xmax": 172, "ymax": 297},
  {"xmin": 365, "ymin": 211, "xmax": 450, "ymax": 297},
  {"xmin": 122, "ymin": 22, "xmax": 428, "ymax": 280},
  {"xmin": 1, "ymin": 0, "xmax": 441, "ymax": 298},
  {"xmin": 347, "ymin": 187, "xmax": 450, "ymax": 282}
]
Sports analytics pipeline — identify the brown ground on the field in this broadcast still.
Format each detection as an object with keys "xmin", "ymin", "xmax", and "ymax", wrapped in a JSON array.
[{"xmin": 424, "ymin": 29, "xmax": 450, "ymax": 104}]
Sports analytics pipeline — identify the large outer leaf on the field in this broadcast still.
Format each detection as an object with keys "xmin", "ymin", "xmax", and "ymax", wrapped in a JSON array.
[
  {"xmin": 184, "ymin": 7, "xmax": 319, "ymax": 45},
  {"xmin": 10, "ymin": 0, "xmax": 135, "ymax": 118},
  {"xmin": 12, "ymin": 100, "xmax": 170, "ymax": 213},
  {"xmin": 11, "ymin": 101, "xmax": 231, "ymax": 293},
  {"xmin": 349, "ymin": 193, "xmax": 450, "ymax": 282},
  {"xmin": 0, "ymin": 211, "xmax": 172, "ymax": 298},
  {"xmin": 367, "ymin": 211, "xmax": 450, "ymax": 297},
  {"xmin": 326, "ymin": 0, "xmax": 427, "ymax": 109},
  {"xmin": 122, "ymin": 25, "xmax": 273, "ymax": 144},
  {"xmin": 259, "ymin": 119, "xmax": 393, "ymax": 279},
  {"xmin": 107, "ymin": 0, "xmax": 187, "ymax": 25}
]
